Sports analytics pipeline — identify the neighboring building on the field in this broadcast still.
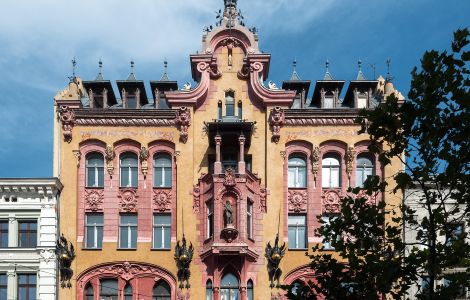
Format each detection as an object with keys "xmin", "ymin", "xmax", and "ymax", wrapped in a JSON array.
[
  {"xmin": 404, "ymin": 185, "xmax": 470, "ymax": 299},
  {"xmin": 0, "ymin": 178, "xmax": 62, "ymax": 300},
  {"xmin": 53, "ymin": 1, "xmax": 404, "ymax": 299}
]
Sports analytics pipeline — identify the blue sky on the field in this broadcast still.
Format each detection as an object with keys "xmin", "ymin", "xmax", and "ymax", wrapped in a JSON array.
[{"xmin": 0, "ymin": 0, "xmax": 469, "ymax": 177}]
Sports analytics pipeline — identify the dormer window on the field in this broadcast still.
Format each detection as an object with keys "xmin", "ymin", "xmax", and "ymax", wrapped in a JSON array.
[
  {"xmin": 324, "ymin": 93, "xmax": 334, "ymax": 108},
  {"xmin": 126, "ymin": 94, "xmax": 137, "ymax": 109},
  {"xmin": 225, "ymin": 91, "xmax": 235, "ymax": 117},
  {"xmin": 357, "ymin": 92, "xmax": 368, "ymax": 108}
]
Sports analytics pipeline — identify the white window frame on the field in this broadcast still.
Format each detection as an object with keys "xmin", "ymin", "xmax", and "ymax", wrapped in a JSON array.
[
  {"xmin": 288, "ymin": 215, "xmax": 307, "ymax": 249},
  {"xmin": 322, "ymin": 155, "xmax": 341, "ymax": 188},
  {"xmin": 247, "ymin": 201, "xmax": 253, "ymax": 239},
  {"xmin": 120, "ymin": 153, "xmax": 138, "ymax": 188},
  {"xmin": 288, "ymin": 156, "xmax": 307, "ymax": 188},
  {"xmin": 153, "ymin": 154, "xmax": 172, "ymax": 188},
  {"xmin": 321, "ymin": 215, "xmax": 338, "ymax": 250},
  {"xmin": 207, "ymin": 202, "xmax": 214, "ymax": 239},
  {"xmin": 119, "ymin": 215, "xmax": 137, "ymax": 249},
  {"xmin": 86, "ymin": 153, "xmax": 104, "ymax": 188},
  {"xmin": 153, "ymin": 214, "xmax": 171, "ymax": 249},
  {"xmin": 85, "ymin": 214, "xmax": 103, "ymax": 249}
]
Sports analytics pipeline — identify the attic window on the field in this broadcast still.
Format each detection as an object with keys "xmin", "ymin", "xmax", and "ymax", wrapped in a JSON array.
[
  {"xmin": 225, "ymin": 91, "xmax": 235, "ymax": 117},
  {"xmin": 324, "ymin": 93, "xmax": 334, "ymax": 108},
  {"xmin": 357, "ymin": 92, "xmax": 368, "ymax": 108}
]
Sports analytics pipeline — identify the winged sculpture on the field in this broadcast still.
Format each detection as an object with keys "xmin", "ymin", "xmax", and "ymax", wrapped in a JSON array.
[
  {"xmin": 174, "ymin": 235, "xmax": 194, "ymax": 289},
  {"xmin": 265, "ymin": 234, "xmax": 286, "ymax": 288},
  {"xmin": 56, "ymin": 234, "xmax": 76, "ymax": 288}
]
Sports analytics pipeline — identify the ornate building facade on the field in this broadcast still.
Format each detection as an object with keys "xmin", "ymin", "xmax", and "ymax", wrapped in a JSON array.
[
  {"xmin": 0, "ymin": 178, "xmax": 62, "ymax": 300},
  {"xmin": 53, "ymin": 1, "xmax": 404, "ymax": 299}
]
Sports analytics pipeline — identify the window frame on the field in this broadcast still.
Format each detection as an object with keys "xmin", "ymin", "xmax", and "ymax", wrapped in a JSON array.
[
  {"xmin": 18, "ymin": 220, "xmax": 37, "ymax": 248},
  {"xmin": 153, "ymin": 280, "xmax": 171, "ymax": 300},
  {"xmin": 119, "ymin": 214, "xmax": 138, "ymax": 249},
  {"xmin": 287, "ymin": 214, "xmax": 307, "ymax": 249},
  {"xmin": 17, "ymin": 273, "xmax": 36, "ymax": 300},
  {"xmin": 207, "ymin": 202, "xmax": 214, "ymax": 239},
  {"xmin": 0, "ymin": 220, "xmax": 8, "ymax": 248},
  {"xmin": 0, "ymin": 273, "xmax": 7, "ymax": 300},
  {"xmin": 321, "ymin": 215, "xmax": 339, "ymax": 250},
  {"xmin": 120, "ymin": 152, "xmax": 138, "ymax": 188},
  {"xmin": 153, "ymin": 214, "xmax": 171, "ymax": 250},
  {"xmin": 153, "ymin": 153, "xmax": 173, "ymax": 188},
  {"xmin": 225, "ymin": 91, "xmax": 235, "ymax": 117},
  {"xmin": 355, "ymin": 153, "xmax": 374, "ymax": 188},
  {"xmin": 85, "ymin": 213, "xmax": 103, "ymax": 249},
  {"xmin": 322, "ymin": 154, "xmax": 341, "ymax": 188},
  {"xmin": 100, "ymin": 278, "xmax": 119, "ymax": 300},
  {"xmin": 247, "ymin": 201, "xmax": 253, "ymax": 240},
  {"xmin": 85, "ymin": 152, "xmax": 105, "ymax": 188},
  {"xmin": 288, "ymin": 155, "xmax": 307, "ymax": 188}
]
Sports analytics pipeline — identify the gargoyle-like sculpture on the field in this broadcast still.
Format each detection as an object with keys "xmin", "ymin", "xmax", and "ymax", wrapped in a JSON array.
[
  {"xmin": 174, "ymin": 235, "xmax": 194, "ymax": 289},
  {"xmin": 56, "ymin": 234, "xmax": 75, "ymax": 288},
  {"xmin": 265, "ymin": 234, "xmax": 286, "ymax": 288}
]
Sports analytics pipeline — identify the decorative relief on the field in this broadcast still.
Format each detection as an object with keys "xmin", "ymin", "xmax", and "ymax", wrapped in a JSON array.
[
  {"xmin": 72, "ymin": 150, "xmax": 81, "ymax": 167},
  {"xmin": 153, "ymin": 189, "xmax": 172, "ymax": 212},
  {"xmin": 284, "ymin": 118, "xmax": 356, "ymax": 126},
  {"xmin": 288, "ymin": 190, "xmax": 308, "ymax": 213},
  {"xmin": 81, "ymin": 261, "xmax": 168, "ymax": 283},
  {"xmin": 269, "ymin": 107, "xmax": 285, "ymax": 144},
  {"xmin": 223, "ymin": 167, "xmax": 236, "ymax": 187},
  {"xmin": 139, "ymin": 147, "xmax": 149, "ymax": 177},
  {"xmin": 59, "ymin": 106, "xmax": 75, "ymax": 143},
  {"xmin": 346, "ymin": 146, "xmax": 356, "ymax": 178},
  {"xmin": 85, "ymin": 189, "xmax": 104, "ymax": 211},
  {"xmin": 118, "ymin": 189, "xmax": 138, "ymax": 212},
  {"xmin": 355, "ymin": 189, "xmax": 377, "ymax": 206},
  {"xmin": 311, "ymin": 146, "xmax": 320, "ymax": 179},
  {"xmin": 105, "ymin": 145, "xmax": 115, "ymax": 176},
  {"xmin": 176, "ymin": 107, "xmax": 191, "ymax": 144},
  {"xmin": 192, "ymin": 185, "xmax": 201, "ymax": 213},
  {"xmin": 75, "ymin": 118, "xmax": 175, "ymax": 126},
  {"xmin": 259, "ymin": 185, "xmax": 267, "ymax": 213},
  {"xmin": 322, "ymin": 189, "xmax": 343, "ymax": 214}
]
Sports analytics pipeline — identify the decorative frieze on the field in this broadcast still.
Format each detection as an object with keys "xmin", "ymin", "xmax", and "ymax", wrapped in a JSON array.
[
  {"xmin": 58, "ymin": 106, "xmax": 75, "ymax": 143},
  {"xmin": 84, "ymin": 189, "xmax": 104, "ymax": 212},
  {"xmin": 118, "ymin": 189, "xmax": 138, "ymax": 213},
  {"xmin": 176, "ymin": 107, "xmax": 191, "ymax": 144},
  {"xmin": 284, "ymin": 118, "xmax": 357, "ymax": 126},
  {"xmin": 269, "ymin": 107, "xmax": 285, "ymax": 144},
  {"xmin": 288, "ymin": 190, "xmax": 308, "ymax": 213},
  {"xmin": 74, "ymin": 118, "xmax": 175, "ymax": 126},
  {"xmin": 322, "ymin": 189, "xmax": 343, "ymax": 214},
  {"xmin": 153, "ymin": 189, "xmax": 172, "ymax": 212}
]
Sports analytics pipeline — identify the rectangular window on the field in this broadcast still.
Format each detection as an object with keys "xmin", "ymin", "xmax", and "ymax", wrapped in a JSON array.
[
  {"xmin": 247, "ymin": 202, "xmax": 253, "ymax": 239},
  {"xmin": 18, "ymin": 221, "xmax": 37, "ymax": 248},
  {"xmin": 0, "ymin": 220, "xmax": 8, "ymax": 248},
  {"xmin": 127, "ymin": 96, "xmax": 137, "ymax": 109},
  {"xmin": 153, "ymin": 214, "xmax": 171, "ymax": 249},
  {"xmin": 207, "ymin": 202, "xmax": 214, "ymax": 239},
  {"xmin": 0, "ymin": 274, "xmax": 7, "ymax": 300},
  {"xmin": 288, "ymin": 215, "xmax": 307, "ymax": 249},
  {"xmin": 86, "ymin": 165, "xmax": 104, "ymax": 187},
  {"xmin": 85, "ymin": 214, "xmax": 103, "ymax": 249},
  {"xmin": 120, "ymin": 215, "xmax": 137, "ymax": 249},
  {"xmin": 321, "ymin": 215, "xmax": 338, "ymax": 250},
  {"xmin": 324, "ymin": 95, "xmax": 334, "ymax": 108},
  {"xmin": 17, "ymin": 274, "xmax": 36, "ymax": 300},
  {"xmin": 357, "ymin": 94, "xmax": 368, "ymax": 108},
  {"xmin": 445, "ymin": 223, "xmax": 464, "ymax": 246}
]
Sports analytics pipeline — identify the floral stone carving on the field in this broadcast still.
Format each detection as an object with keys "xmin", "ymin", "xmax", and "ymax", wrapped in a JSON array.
[
  {"xmin": 311, "ymin": 146, "xmax": 320, "ymax": 179},
  {"xmin": 192, "ymin": 185, "xmax": 201, "ymax": 213},
  {"xmin": 105, "ymin": 145, "xmax": 115, "ymax": 176},
  {"xmin": 268, "ymin": 107, "xmax": 285, "ymax": 144},
  {"xmin": 288, "ymin": 190, "xmax": 308, "ymax": 213},
  {"xmin": 346, "ymin": 146, "xmax": 356, "ymax": 178},
  {"xmin": 223, "ymin": 167, "xmax": 236, "ymax": 187},
  {"xmin": 153, "ymin": 189, "xmax": 172, "ymax": 212},
  {"xmin": 176, "ymin": 107, "xmax": 191, "ymax": 144},
  {"xmin": 59, "ymin": 106, "xmax": 75, "ymax": 143},
  {"xmin": 118, "ymin": 189, "xmax": 138, "ymax": 212},
  {"xmin": 322, "ymin": 189, "xmax": 342, "ymax": 214},
  {"xmin": 85, "ymin": 189, "xmax": 104, "ymax": 211}
]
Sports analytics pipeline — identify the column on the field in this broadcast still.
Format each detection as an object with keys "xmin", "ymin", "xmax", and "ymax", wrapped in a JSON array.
[
  {"xmin": 135, "ymin": 88, "xmax": 141, "ymax": 109},
  {"xmin": 7, "ymin": 271, "xmax": 16, "ymax": 300},
  {"xmin": 8, "ymin": 217, "xmax": 17, "ymax": 247},
  {"xmin": 88, "ymin": 88, "xmax": 94, "ymax": 108},
  {"xmin": 122, "ymin": 88, "xmax": 127, "ymax": 108},
  {"xmin": 238, "ymin": 134, "xmax": 246, "ymax": 174},
  {"xmin": 214, "ymin": 134, "xmax": 222, "ymax": 174},
  {"xmin": 103, "ymin": 88, "xmax": 108, "ymax": 108},
  {"xmin": 155, "ymin": 88, "xmax": 160, "ymax": 109}
]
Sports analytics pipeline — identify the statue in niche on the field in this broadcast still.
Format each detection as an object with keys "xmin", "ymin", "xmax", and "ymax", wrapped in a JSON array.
[{"xmin": 224, "ymin": 200, "xmax": 233, "ymax": 226}]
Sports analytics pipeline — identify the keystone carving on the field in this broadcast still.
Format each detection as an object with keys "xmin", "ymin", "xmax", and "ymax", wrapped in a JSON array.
[
  {"xmin": 322, "ymin": 189, "xmax": 342, "ymax": 214},
  {"xmin": 288, "ymin": 190, "xmax": 308, "ymax": 213},
  {"xmin": 85, "ymin": 189, "xmax": 104, "ymax": 212},
  {"xmin": 59, "ymin": 106, "xmax": 75, "ymax": 143},
  {"xmin": 105, "ymin": 145, "xmax": 115, "ymax": 176},
  {"xmin": 153, "ymin": 189, "xmax": 172, "ymax": 212},
  {"xmin": 139, "ymin": 147, "xmax": 149, "ymax": 177},
  {"xmin": 176, "ymin": 107, "xmax": 191, "ymax": 144},
  {"xmin": 269, "ymin": 107, "xmax": 285, "ymax": 144},
  {"xmin": 118, "ymin": 189, "xmax": 138, "ymax": 212}
]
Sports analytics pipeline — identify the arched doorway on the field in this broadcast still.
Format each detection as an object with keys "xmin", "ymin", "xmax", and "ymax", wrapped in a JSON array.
[{"xmin": 220, "ymin": 273, "xmax": 240, "ymax": 300}]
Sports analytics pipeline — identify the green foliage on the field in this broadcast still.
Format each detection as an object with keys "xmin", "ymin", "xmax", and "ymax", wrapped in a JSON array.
[{"xmin": 285, "ymin": 28, "xmax": 470, "ymax": 300}]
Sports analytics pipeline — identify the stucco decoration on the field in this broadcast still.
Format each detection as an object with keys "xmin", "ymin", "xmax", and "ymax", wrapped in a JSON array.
[
  {"xmin": 322, "ymin": 189, "xmax": 342, "ymax": 214},
  {"xmin": 85, "ymin": 189, "xmax": 104, "ymax": 212},
  {"xmin": 283, "ymin": 264, "xmax": 318, "ymax": 286},
  {"xmin": 288, "ymin": 190, "xmax": 308, "ymax": 213},
  {"xmin": 118, "ymin": 189, "xmax": 138, "ymax": 213},
  {"xmin": 59, "ymin": 105, "xmax": 75, "ymax": 143},
  {"xmin": 223, "ymin": 167, "xmax": 236, "ymax": 187},
  {"xmin": 346, "ymin": 145, "xmax": 356, "ymax": 178},
  {"xmin": 72, "ymin": 150, "xmax": 81, "ymax": 167},
  {"xmin": 177, "ymin": 290, "xmax": 190, "ymax": 300},
  {"xmin": 139, "ymin": 147, "xmax": 149, "ymax": 177},
  {"xmin": 284, "ymin": 118, "xmax": 357, "ymax": 126},
  {"xmin": 311, "ymin": 146, "xmax": 320, "ymax": 179},
  {"xmin": 105, "ymin": 145, "xmax": 115, "ymax": 176},
  {"xmin": 269, "ymin": 107, "xmax": 285, "ymax": 144},
  {"xmin": 153, "ymin": 189, "xmax": 172, "ymax": 212},
  {"xmin": 192, "ymin": 185, "xmax": 201, "ymax": 213},
  {"xmin": 259, "ymin": 184, "xmax": 267, "ymax": 213},
  {"xmin": 176, "ymin": 107, "xmax": 191, "ymax": 144}
]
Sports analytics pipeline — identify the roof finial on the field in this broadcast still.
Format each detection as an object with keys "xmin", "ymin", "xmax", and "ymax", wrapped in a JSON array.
[
  {"xmin": 323, "ymin": 58, "xmax": 333, "ymax": 80},
  {"xmin": 293, "ymin": 58, "xmax": 297, "ymax": 72},
  {"xmin": 130, "ymin": 60, "xmax": 134, "ymax": 73},
  {"xmin": 326, "ymin": 58, "xmax": 330, "ymax": 72},
  {"xmin": 127, "ymin": 60, "xmax": 137, "ymax": 81},
  {"xmin": 356, "ymin": 59, "xmax": 366, "ymax": 80},
  {"xmin": 69, "ymin": 57, "xmax": 77, "ymax": 83},
  {"xmin": 160, "ymin": 59, "xmax": 170, "ymax": 81},
  {"xmin": 290, "ymin": 58, "xmax": 301, "ymax": 81},
  {"xmin": 358, "ymin": 59, "xmax": 362, "ymax": 71},
  {"xmin": 386, "ymin": 58, "xmax": 393, "ymax": 82},
  {"xmin": 95, "ymin": 59, "xmax": 104, "ymax": 81}
]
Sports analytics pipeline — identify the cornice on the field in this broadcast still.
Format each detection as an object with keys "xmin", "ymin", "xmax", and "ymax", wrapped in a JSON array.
[
  {"xmin": 73, "ymin": 109, "xmax": 177, "ymax": 127},
  {"xmin": 284, "ymin": 108, "xmax": 360, "ymax": 126}
]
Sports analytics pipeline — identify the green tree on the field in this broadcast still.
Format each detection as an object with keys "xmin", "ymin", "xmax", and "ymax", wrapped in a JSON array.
[{"xmin": 285, "ymin": 28, "xmax": 470, "ymax": 300}]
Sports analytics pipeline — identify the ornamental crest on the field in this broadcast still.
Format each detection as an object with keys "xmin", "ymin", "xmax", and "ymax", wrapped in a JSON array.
[
  {"xmin": 346, "ymin": 146, "xmax": 356, "ymax": 177},
  {"xmin": 118, "ymin": 189, "xmax": 138, "ymax": 212},
  {"xmin": 192, "ymin": 185, "xmax": 201, "ymax": 213},
  {"xmin": 311, "ymin": 146, "xmax": 320, "ymax": 179},
  {"xmin": 269, "ymin": 107, "xmax": 285, "ymax": 144},
  {"xmin": 223, "ymin": 167, "xmax": 236, "ymax": 187},
  {"xmin": 176, "ymin": 107, "xmax": 191, "ymax": 144},
  {"xmin": 153, "ymin": 190, "xmax": 172, "ymax": 212},
  {"xmin": 322, "ymin": 189, "xmax": 342, "ymax": 214},
  {"xmin": 85, "ymin": 189, "xmax": 104, "ymax": 211},
  {"xmin": 288, "ymin": 190, "xmax": 308, "ymax": 213},
  {"xmin": 59, "ymin": 106, "xmax": 75, "ymax": 143}
]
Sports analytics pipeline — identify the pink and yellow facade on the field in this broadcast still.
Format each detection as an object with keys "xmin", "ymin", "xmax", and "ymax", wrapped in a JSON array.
[{"xmin": 53, "ymin": 1, "xmax": 404, "ymax": 299}]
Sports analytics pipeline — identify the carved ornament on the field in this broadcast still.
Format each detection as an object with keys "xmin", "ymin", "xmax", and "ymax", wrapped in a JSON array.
[
  {"xmin": 72, "ymin": 150, "xmax": 81, "ymax": 167},
  {"xmin": 346, "ymin": 146, "xmax": 356, "ymax": 178},
  {"xmin": 355, "ymin": 189, "xmax": 377, "ymax": 206},
  {"xmin": 176, "ymin": 107, "xmax": 191, "ymax": 144},
  {"xmin": 284, "ymin": 118, "xmax": 357, "ymax": 126},
  {"xmin": 59, "ymin": 106, "xmax": 75, "ymax": 143},
  {"xmin": 223, "ymin": 167, "xmax": 236, "ymax": 187},
  {"xmin": 75, "ymin": 118, "xmax": 175, "ymax": 126},
  {"xmin": 311, "ymin": 146, "xmax": 320, "ymax": 179},
  {"xmin": 105, "ymin": 145, "xmax": 115, "ymax": 176},
  {"xmin": 81, "ymin": 261, "xmax": 168, "ymax": 283},
  {"xmin": 140, "ymin": 147, "xmax": 149, "ymax": 177},
  {"xmin": 269, "ymin": 107, "xmax": 285, "ymax": 144},
  {"xmin": 118, "ymin": 189, "xmax": 138, "ymax": 212},
  {"xmin": 259, "ymin": 184, "xmax": 267, "ymax": 213},
  {"xmin": 85, "ymin": 189, "xmax": 104, "ymax": 212},
  {"xmin": 322, "ymin": 189, "xmax": 342, "ymax": 214},
  {"xmin": 288, "ymin": 190, "xmax": 308, "ymax": 213},
  {"xmin": 192, "ymin": 185, "xmax": 201, "ymax": 213},
  {"xmin": 153, "ymin": 189, "xmax": 172, "ymax": 212}
]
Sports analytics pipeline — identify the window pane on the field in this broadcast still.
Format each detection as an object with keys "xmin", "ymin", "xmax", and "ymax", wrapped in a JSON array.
[
  {"xmin": 86, "ymin": 227, "xmax": 95, "ymax": 247},
  {"xmin": 298, "ymin": 167, "xmax": 307, "ymax": 187},
  {"xmin": 155, "ymin": 214, "xmax": 171, "ymax": 225},
  {"xmin": 288, "ymin": 227, "xmax": 296, "ymax": 248},
  {"xmin": 288, "ymin": 215, "xmax": 306, "ymax": 225},
  {"xmin": 0, "ymin": 221, "xmax": 8, "ymax": 248},
  {"xmin": 331, "ymin": 168, "xmax": 340, "ymax": 187},
  {"xmin": 97, "ymin": 226, "xmax": 103, "ymax": 248},
  {"xmin": 121, "ymin": 167, "xmax": 129, "ymax": 187},
  {"xmin": 322, "ymin": 167, "xmax": 331, "ymax": 188},
  {"xmin": 120, "ymin": 227, "xmax": 128, "ymax": 248},
  {"xmin": 298, "ymin": 227, "xmax": 306, "ymax": 248},
  {"xmin": 131, "ymin": 226, "xmax": 137, "ymax": 248},
  {"xmin": 357, "ymin": 95, "xmax": 367, "ymax": 108},
  {"xmin": 356, "ymin": 170, "xmax": 364, "ymax": 187},
  {"xmin": 97, "ymin": 167, "xmax": 104, "ymax": 187},
  {"xmin": 324, "ymin": 96, "xmax": 334, "ymax": 108},
  {"xmin": 87, "ymin": 214, "xmax": 103, "ymax": 225},
  {"xmin": 121, "ymin": 215, "xmax": 137, "ymax": 225},
  {"xmin": 130, "ymin": 167, "xmax": 138, "ymax": 187},
  {"xmin": 101, "ymin": 279, "xmax": 118, "ymax": 296},
  {"xmin": 163, "ymin": 167, "xmax": 172, "ymax": 187},
  {"xmin": 87, "ymin": 167, "xmax": 96, "ymax": 187},
  {"xmin": 288, "ymin": 168, "xmax": 296, "ymax": 187},
  {"xmin": 226, "ymin": 104, "xmax": 235, "ymax": 116},
  {"xmin": 163, "ymin": 227, "xmax": 171, "ymax": 249},
  {"xmin": 155, "ymin": 226, "xmax": 163, "ymax": 248}
]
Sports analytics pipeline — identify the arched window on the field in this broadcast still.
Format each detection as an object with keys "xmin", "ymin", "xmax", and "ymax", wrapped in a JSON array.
[
  {"xmin": 86, "ymin": 152, "xmax": 104, "ymax": 187},
  {"xmin": 154, "ymin": 153, "xmax": 172, "ymax": 188},
  {"xmin": 220, "ymin": 273, "xmax": 239, "ymax": 300},
  {"xmin": 124, "ymin": 284, "xmax": 133, "ymax": 300},
  {"xmin": 225, "ymin": 91, "xmax": 235, "ymax": 117},
  {"xmin": 206, "ymin": 279, "xmax": 213, "ymax": 300},
  {"xmin": 356, "ymin": 154, "xmax": 374, "ymax": 187},
  {"xmin": 100, "ymin": 279, "xmax": 118, "ymax": 300},
  {"xmin": 153, "ymin": 280, "xmax": 171, "ymax": 300},
  {"xmin": 85, "ymin": 283, "xmax": 94, "ymax": 300},
  {"xmin": 247, "ymin": 280, "xmax": 254, "ymax": 300},
  {"xmin": 322, "ymin": 154, "xmax": 341, "ymax": 188},
  {"xmin": 288, "ymin": 155, "xmax": 307, "ymax": 188},
  {"xmin": 120, "ymin": 152, "xmax": 138, "ymax": 187}
]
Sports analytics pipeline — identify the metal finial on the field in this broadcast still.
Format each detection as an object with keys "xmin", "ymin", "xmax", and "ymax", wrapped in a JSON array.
[
  {"xmin": 130, "ymin": 60, "xmax": 135, "ymax": 72},
  {"xmin": 72, "ymin": 57, "xmax": 77, "ymax": 78},
  {"xmin": 326, "ymin": 58, "xmax": 330, "ymax": 72},
  {"xmin": 164, "ymin": 59, "xmax": 168, "ymax": 73},
  {"xmin": 293, "ymin": 58, "xmax": 297, "ymax": 71},
  {"xmin": 98, "ymin": 59, "xmax": 103, "ymax": 73},
  {"xmin": 370, "ymin": 63, "xmax": 376, "ymax": 79},
  {"xmin": 386, "ymin": 58, "xmax": 392, "ymax": 80},
  {"xmin": 358, "ymin": 59, "xmax": 362, "ymax": 71}
]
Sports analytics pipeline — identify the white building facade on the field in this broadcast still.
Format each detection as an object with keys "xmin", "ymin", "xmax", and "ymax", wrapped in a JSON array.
[{"xmin": 0, "ymin": 178, "xmax": 62, "ymax": 300}]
